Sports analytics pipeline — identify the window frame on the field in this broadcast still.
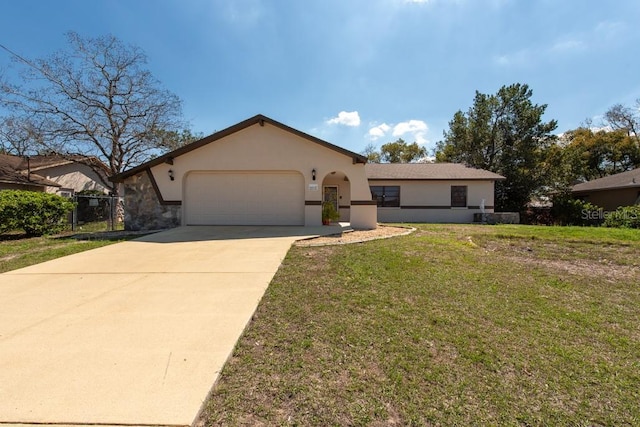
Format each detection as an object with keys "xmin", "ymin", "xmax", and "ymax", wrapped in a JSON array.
[
  {"xmin": 451, "ymin": 185, "xmax": 468, "ymax": 208},
  {"xmin": 370, "ymin": 185, "xmax": 401, "ymax": 208}
]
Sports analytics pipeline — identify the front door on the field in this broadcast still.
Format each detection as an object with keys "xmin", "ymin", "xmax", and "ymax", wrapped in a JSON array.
[{"xmin": 323, "ymin": 185, "xmax": 339, "ymax": 215}]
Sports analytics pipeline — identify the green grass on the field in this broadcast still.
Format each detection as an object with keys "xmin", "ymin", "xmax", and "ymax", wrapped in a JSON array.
[
  {"xmin": 0, "ymin": 233, "xmax": 129, "ymax": 273},
  {"xmin": 199, "ymin": 224, "xmax": 640, "ymax": 426},
  {"xmin": 69, "ymin": 220, "xmax": 125, "ymax": 233}
]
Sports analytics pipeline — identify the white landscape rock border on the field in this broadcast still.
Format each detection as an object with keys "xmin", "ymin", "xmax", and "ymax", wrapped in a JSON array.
[{"xmin": 295, "ymin": 224, "xmax": 416, "ymax": 247}]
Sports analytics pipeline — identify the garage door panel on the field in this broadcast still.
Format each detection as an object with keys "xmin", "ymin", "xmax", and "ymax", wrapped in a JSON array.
[{"xmin": 185, "ymin": 172, "xmax": 304, "ymax": 225}]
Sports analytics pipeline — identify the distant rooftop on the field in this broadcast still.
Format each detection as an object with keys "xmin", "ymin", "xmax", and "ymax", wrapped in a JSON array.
[
  {"xmin": 0, "ymin": 155, "xmax": 61, "ymax": 187},
  {"xmin": 572, "ymin": 168, "xmax": 640, "ymax": 193}
]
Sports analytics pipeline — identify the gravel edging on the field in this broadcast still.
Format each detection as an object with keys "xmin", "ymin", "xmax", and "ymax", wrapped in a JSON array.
[{"xmin": 295, "ymin": 225, "xmax": 415, "ymax": 247}]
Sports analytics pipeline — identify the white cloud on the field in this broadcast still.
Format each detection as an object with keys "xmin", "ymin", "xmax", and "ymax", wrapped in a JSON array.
[
  {"xmin": 595, "ymin": 20, "xmax": 627, "ymax": 39},
  {"xmin": 550, "ymin": 39, "xmax": 586, "ymax": 53},
  {"xmin": 368, "ymin": 120, "xmax": 429, "ymax": 144},
  {"xmin": 392, "ymin": 120, "xmax": 428, "ymax": 136},
  {"xmin": 392, "ymin": 120, "xmax": 429, "ymax": 144},
  {"xmin": 327, "ymin": 111, "xmax": 361, "ymax": 127},
  {"xmin": 495, "ymin": 20, "xmax": 630, "ymax": 68},
  {"xmin": 368, "ymin": 123, "xmax": 391, "ymax": 140}
]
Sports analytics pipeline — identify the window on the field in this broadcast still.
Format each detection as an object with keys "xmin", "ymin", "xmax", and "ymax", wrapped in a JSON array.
[
  {"xmin": 451, "ymin": 185, "xmax": 467, "ymax": 208},
  {"xmin": 370, "ymin": 186, "xmax": 400, "ymax": 207}
]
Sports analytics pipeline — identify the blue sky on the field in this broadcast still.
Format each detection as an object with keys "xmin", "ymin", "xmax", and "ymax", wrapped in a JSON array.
[{"xmin": 1, "ymin": 0, "xmax": 639, "ymax": 156}]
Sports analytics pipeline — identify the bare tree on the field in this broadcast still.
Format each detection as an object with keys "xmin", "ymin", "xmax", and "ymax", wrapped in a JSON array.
[
  {"xmin": 0, "ymin": 32, "xmax": 184, "ymax": 195},
  {"xmin": 604, "ymin": 101, "xmax": 639, "ymax": 138},
  {"xmin": 0, "ymin": 116, "xmax": 42, "ymax": 156}
]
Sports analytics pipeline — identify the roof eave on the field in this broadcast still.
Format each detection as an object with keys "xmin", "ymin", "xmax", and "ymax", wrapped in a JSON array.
[{"xmin": 572, "ymin": 183, "xmax": 640, "ymax": 193}]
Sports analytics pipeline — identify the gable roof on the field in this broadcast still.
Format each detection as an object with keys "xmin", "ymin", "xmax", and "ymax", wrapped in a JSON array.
[
  {"xmin": 111, "ymin": 114, "xmax": 368, "ymax": 182},
  {"xmin": 572, "ymin": 168, "xmax": 640, "ymax": 193},
  {"xmin": 0, "ymin": 154, "xmax": 61, "ymax": 188},
  {"xmin": 0, "ymin": 153, "xmax": 109, "ymax": 173},
  {"xmin": 365, "ymin": 163, "xmax": 505, "ymax": 181},
  {"xmin": 26, "ymin": 154, "xmax": 110, "ymax": 174}
]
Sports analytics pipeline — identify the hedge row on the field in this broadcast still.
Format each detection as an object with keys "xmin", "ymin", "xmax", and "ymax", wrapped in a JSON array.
[
  {"xmin": 603, "ymin": 205, "xmax": 640, "ymax": 229},
  {"xmin": 0, "ymin": 190, "xmax": 75, "ymax": 236}
]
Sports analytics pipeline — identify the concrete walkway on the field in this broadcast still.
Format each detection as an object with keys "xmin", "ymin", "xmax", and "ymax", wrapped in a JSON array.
[{"xmin": 0, "ymin": 225, "xmax": 343, "ymax": 427}]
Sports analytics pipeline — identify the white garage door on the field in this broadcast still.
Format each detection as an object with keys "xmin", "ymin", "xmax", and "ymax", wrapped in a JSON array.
[{"xmin": 184, "ymin": 171, "xmax": 305, "ymax": 225}]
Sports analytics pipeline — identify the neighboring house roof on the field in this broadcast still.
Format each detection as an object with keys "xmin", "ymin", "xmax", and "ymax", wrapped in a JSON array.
[
  {"xmin": 24, "ymin": 154, "xmax": 110, "ymax": 174},
  {"xmin": 111, "ymin": 114, "xmax": 369, "ymax": 182},
  {"xmin": 365, "ymin": 163, "xmax": 506, "ymax": 181},
  {"xmin": 572, "ymin": 168, "xmax": 640, "ymax": 193},
  {"xmin": 0, "ymin": 153, "xmax": 109, "ymax": 173},
  {"xmin": 0, "ymin": 155, "xmax": 61, "ymax": 188}
]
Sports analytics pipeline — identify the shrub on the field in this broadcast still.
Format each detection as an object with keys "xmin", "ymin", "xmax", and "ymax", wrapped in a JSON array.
[
  {"xmin": 603, "ymin": 205, "xmax": 640, "ymax": 229},
  {"xmin": 520, "ymin": 207, "xmax": 553, "ymax": 225},
  {"xmin": 550, "ymin": 194, "xmax": 601, "ymax": 226},
  {"xmin": 0, "ymin": 190, "xmax": 75, "ymax": 236},
  {"xmin": 322, "ymin": 202, "xmax": 340, "ymax": 223}
]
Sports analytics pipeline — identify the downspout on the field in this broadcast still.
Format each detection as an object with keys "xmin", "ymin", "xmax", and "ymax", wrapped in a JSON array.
[{"xmin": 24, "ymin": 156, "xmax": 30, "ymax": 181}]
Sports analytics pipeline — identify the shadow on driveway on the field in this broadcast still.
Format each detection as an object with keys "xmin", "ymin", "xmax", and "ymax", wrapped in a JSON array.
[{"xmin": 133, "ymin": 224, "xmax": 350, "ymax": 243}]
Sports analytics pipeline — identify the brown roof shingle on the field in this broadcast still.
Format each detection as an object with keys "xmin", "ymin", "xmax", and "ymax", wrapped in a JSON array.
[
  {"xmin": 0, "ymin": 155, "xmax": 61, "ymax": 188},
  {"xmin": 365, "ymin": 163, "xmax": 505, "ymax": 180},
  {"xmin": 572, "ymin": 168, "xmax": 640, "ymax": 193}
]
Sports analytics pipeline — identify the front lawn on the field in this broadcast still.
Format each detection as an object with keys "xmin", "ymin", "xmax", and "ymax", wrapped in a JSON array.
[
  {"xmin": 199, "ymin": 224, "xmax": 640, "ymax": 426},
  {"xmin": 0, "ymin": 233, "xmax": 130, "ymax": 273}
]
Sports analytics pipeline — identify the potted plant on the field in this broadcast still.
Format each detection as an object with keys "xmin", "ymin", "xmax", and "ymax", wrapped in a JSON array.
[{"xmin": 322, "ymin": 202, "xmax": 340, "ymax": 225}]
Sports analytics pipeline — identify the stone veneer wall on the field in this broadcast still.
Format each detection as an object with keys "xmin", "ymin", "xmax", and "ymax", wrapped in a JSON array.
[{"xmin": 123, "ymin": 171, "xmax": 181, "ymax": 231}]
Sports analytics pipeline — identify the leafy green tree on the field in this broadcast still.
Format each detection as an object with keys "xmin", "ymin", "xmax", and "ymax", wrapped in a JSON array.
[
  {"xmin": 545, "ymin": 128, "xmax": 640, "ymax": 193},
  {"xmin": 380, "ymin": 138, "xmax": 426, "ymax": 163},
  {"xmin": 0, "ymin": 32, "xmax": 184, "ymax": 195},
  {"xmin": 436, "ymin": 83, "xmax": 557, "ymax": 211},
  {"xmin": 361, "ymin": 143, "xmax": 381, "ymax": 163},
  {"xmin": 565, "ymin": 128, "xmax": 639, "ymax": 179}
]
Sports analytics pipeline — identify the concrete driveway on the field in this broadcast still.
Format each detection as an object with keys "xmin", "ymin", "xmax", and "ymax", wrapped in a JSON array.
[{"xmin": 0, "ymin": 225, "xmax": 339, "ymax": 426}]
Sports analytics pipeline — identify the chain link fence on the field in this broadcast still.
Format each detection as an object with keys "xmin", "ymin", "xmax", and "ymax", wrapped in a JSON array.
[{"xmin": 70, "ymin": 194, "xmax": 124, "ymax": 232}]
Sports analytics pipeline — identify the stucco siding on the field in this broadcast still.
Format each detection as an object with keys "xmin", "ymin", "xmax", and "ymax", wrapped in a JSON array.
[
  {"xmin": 40, "ymin": 163, "xmax": 108, "ymax": 194},
  {"xmin": 579, "ymin": 188, "xmax": 640, "ymax": 212},
  {"xmin": 151, "ymin": 124, "xmax": 370, "ymax": 202},
  {"xmin": 376, "ymin": 208, "xmax": 479, "ymax": 223},
  {"xmin": 371, "ymin": 179, "xmax": 496, "ymax": 223},
  {"xmin": 143, "ymin": 122, "xmax": 375, "ymax": 228}
]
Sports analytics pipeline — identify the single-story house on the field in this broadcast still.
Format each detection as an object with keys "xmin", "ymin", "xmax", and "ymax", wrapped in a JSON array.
[
  {"xmin": 0, "ymin": 154, "xmax": 62, "ymax": 192},
  {"xmin": 572, "ymin": 168, "xmax": 640, "ymax": 211},
  {"xmin": 0, "ymin": 153, "xmax": 110, "ymax": 196},
  {"xmin": 111, "ymin": 114, "xmax": 504, "ymax": 231},
  {"xmin": 366, "ymin": 163, "xmax": 504, "ymax": 223}
]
